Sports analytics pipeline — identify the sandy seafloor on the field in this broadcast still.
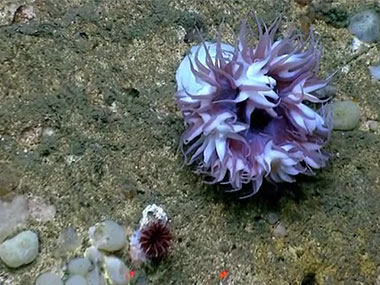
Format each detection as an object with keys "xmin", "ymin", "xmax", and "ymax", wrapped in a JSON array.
[{"xmin": 0, "ymin": 0, "xmax": 380, "ymax": 284}]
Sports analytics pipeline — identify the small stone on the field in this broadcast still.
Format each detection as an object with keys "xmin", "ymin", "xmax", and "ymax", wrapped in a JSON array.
[
  {"xmin": 55, "ymin": 228, "xmax": 81, "ymax": 257},
  {"xmin": 89, "ymin": 220, "xmax": 126, "ymax": 252},
  {"xmin": 0, "ymin": 195, "xmax": 29, "ymax": 243},
  {"xmin": 35, "ymin": 272, "xmax": 63, "ymax": 285},
  {"xmin": 266, "ymin": 212, "xmax": 280, "ymax": 225},
  {"xmin": 104, "ymin": 256, "xmax": 129, "ymax": 285},
  {"xmin": 66, "ymin": 275, "xmax": 87, "ymax": 285},
  {"xmin": 313, "ymin": 84, "xmax": 336, "ymax": 99},
  {"xmin": 0, "ymin": 230, "xmax": 39, "ymax": 268},
  {"xmin": 349, "ymin": 10, "xmax": 380, "ymax": 43},
  {"xmin": 84, "ymin": 246, "xmax": 104, "ymax": 264},
  {"xmin": 42, "ymin": 127, "xmax": 55, "ymax": 137},
  {"xmin": 87, "ymin": 266, "xmax": 106, "ymax": 285},
  {"xmin": 68, "ymin": 257, "xmax": 92, "ymax": 277},
  {"xmin": 369, "ymin": 120, "xmax": 378, "ymax": 132},
  {"xmin": 332, "ymin": 101, "xmax": 361, "ymax": 131},
  {"xmin": 369, "ymin": 63, "xmax": 380, "ymax": 80},
  {"xmin": 273, "ymin": 223, "xmax": 287, "ymax": 237}
]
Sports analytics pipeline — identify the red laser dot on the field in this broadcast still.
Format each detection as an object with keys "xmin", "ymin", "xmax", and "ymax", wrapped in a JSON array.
[
  {"xmin": 220, "ymin": 270, "xmax": 228, "ymax": 280},
  {"xmin": 129, "ymin": 270, "xmax": 135, "ymax": 278}
]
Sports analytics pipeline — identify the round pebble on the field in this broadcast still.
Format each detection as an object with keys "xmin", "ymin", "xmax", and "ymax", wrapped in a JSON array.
[
  {"xmin": 266, "ymin": 212, "xmax": 280, "ymax": 225},
  {"xmin": 66, "ymin": 275, "xmax": 88, "ymax": 285},
  {"xmin": 369, "ymin": 120, "xmax": 378, "ymax": 132},
  {"xmin": 87, "ymin": 266, "xmax": 106, "ymax": 285},
  {"xmin": 42, "ymin": 127, "xmax": 55, "ymax": 137},
  {"xmin": 55, "ymin": 227, "xmax": 81, "ymax": 256},
  {"xmin": 68, "ymin": 257, "xmax": 92, "ymax": 277},
  {"xmin": 332, "ymin": 101, "xmax": 361, "ymax": 131},
  {"xmin": 84, "ymin": 246, "xmax": 104, "ymax": 264},
  {"xmin": 36, "ymin": 272, "xmax": 63, "ymax": 285},
  {"xmin": 0, "ymin": 195, "xmax": 29, "ymax": 243},
  {"xmin": 0, "ymin": 230, "xmax": 39, "ymax": 268},
  {"xmin": 314, "ymin": 84, "xmax": 336, "ymax": 99},
  {"xmin": 273, "ymin": 223, "xmax": 287, "ymax": 237},
  {"xmin": 369, "ymin": 63, "xmax": 380, "ymax": 80},
  {"xmin": 349, "ymin": 10, "xmax": 380, "ymax": 43},
  {"xmin": 104, "ymin": 256, "xmax": 128, "ymax": 285},
  {"xmin": 89, "ymin": 220, "xmax": 126, "ymax": 252}
]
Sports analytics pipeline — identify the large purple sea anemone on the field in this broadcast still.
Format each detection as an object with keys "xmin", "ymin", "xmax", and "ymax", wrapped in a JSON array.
[{"xmin": 175, "ymin": 16, "xmax": 332, "ymax": 198}]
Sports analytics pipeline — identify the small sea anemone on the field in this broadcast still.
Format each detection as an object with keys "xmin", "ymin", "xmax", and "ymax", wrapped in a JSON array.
[
  {"xmin": 175, "ymin": 15, "xmax": 332, "ymax": 197},
  {"xmin": 130, "ymin": 204, "xmax": 172, "ymax": 264},
  {"xmin": 139, "ymin": 221, "xmax": 172, "ymax": 260}
]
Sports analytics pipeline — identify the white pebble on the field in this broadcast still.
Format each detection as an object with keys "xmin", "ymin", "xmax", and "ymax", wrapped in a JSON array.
[
  {"xmin": 65, "ymin": 275, "xmax": 88, "ymax": 285},
  {"xmin": 87, "ymin": 266, "xmax": 106, "ymax": 285},
  {"xmin": 55, "ymin": 228, "xmax": 81, "ymax": 256},
  {"xmin": 68, "ymin": 257, "xmax": 92, "ymax": 277},
  {"xmin": 42, "ymin": 127, "xmax": 55, "ymax": 137},
  {"xmin": 0, "ymin": 230, "xmax": 39, "ymax": 268},
  {"xmin": 0, "ymin": 195, "xmax": 29, "ymax": 243},
  {"xmin": 104, "ymin": 256, "xmax": 129, "ymax": 285},
  {"xmin": 89, "ymin": 220, "xmax": 126, "ymax": 252},
  {"xmin": 369, "ymin": 120, "xmax": 378, "ymax": 131},
  {"xmin": 332, "ymin": 101, "xmax": 361, "ymax": 131},
  {"xmin": 273, "ymin": 223, "xmax": 287, "ymax": 237},
  {"xmin": 266, "ymin": 212, "xmax": 280, "ymax": 225},
  {"xmin": 349, "ymin": 10, "xmax": 380, "ymax": 43},
  {"xmin": 84, "ymin": 246, "xmax": 104, "ymax": 264},
  {"xmin": 369, "ymin": 63, "xmax": 380, "ymax": 80},
  {"xmin": 36, "ymin": 272, "xmax": 63, "ymax": 285}
]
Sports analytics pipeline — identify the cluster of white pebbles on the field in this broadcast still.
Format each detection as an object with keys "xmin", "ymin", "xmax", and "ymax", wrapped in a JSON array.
[{"xmin": 0, "ymin": 204, "xmax": 168, "ymax": 285}]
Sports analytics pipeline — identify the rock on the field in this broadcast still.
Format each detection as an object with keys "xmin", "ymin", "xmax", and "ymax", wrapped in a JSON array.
[
  {"xmin": 369, "ymin": 63, "xmax": 380, "ymax": 80},
  {"xmin": 66, "ymin": 275, "xmax": 88, "ymax": 285},
  {"xmin": 332, "ymin": 101, "xmax": 361, "ymax": 131},
  {"xmin": 89, "ymin": 220, "xmax": 126, "ymax": 252},
  {"xmin": 265, "ymin": 212, "xmax": 280, "ymax": 225},
  {"xmin": 0, "ymin": 230, "xmax": 39, "ymax": 268},
  {"xmin": 104, "ymin": 256, "xmax": 129, "ymax": 285},
  {"xmin": 0, "ymin": 195, "xmax": 29, "ymax": 243},
  {"xmin": 84, "ymin": 246, "xmax": 104, "ymax": 264},
  {"xmin": 348, "ymin": 10, "xmax": 380, "ymax": 43},
  {"xmin": 369, "ymin": 120, "xmax": 378, "ymax": 132},
  {"xmin": 87, "ymin": 266, "xmax": 106, "ymax": 285},
  {"xmin": 55, "ymin": 227, "xmax": 82, "ymax": 257},
  {"xmin": 68, "ymin": 257, "xmax": 92, "ymax": 277},
  {"xmin": 0, "ymin": 163, "xmax": 20, "ymax": 196},
  {"xmin": 313, "ymin": 84, "xmax": 336, "ymax": 99},
  {"xmin": 35, "ymin": 272, "xmax": 63, "ymax": 285},
  {"xmin": 273, "ymin": 223, "xmax": 287, "ymax": 237},
  {"xmin": 41, "ymin": 127, "xmax": 55, "ymax": 137}
]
